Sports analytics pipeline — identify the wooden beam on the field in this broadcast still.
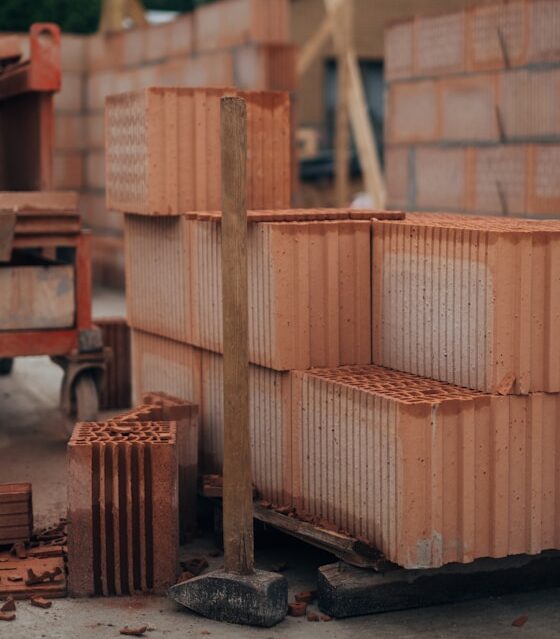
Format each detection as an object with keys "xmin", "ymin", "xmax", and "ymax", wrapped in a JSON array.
[
  {"xmin": 323, "ymin": 0, "xmax": 386, "ymax": 208},
  {"xmin": 335, "ymin": 0, "xmax": 351, "ymax": 206},
  {"xmin": 220, "ymin": 96, "xmax": 254, "ymax": 576},
  {"xmin": 297, "ymin": 10, "xmax": 336, "ymax": 77}
]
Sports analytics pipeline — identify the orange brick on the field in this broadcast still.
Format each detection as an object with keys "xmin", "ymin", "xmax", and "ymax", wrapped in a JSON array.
[
  {"xmin": 53, "ymin": 152, "xmax": 83, "ymax": 190},
  {"xmin": 414, "ymin": 10, "xmax": 466, "ymax": 77},
  {"xmin": 384, "ymin": 19, "xmax": 413, "ymax": 81},
  {"xmin": 440, "ymin": 75, "xmax": 499, "ymax": 142},
  {"xmin": 121, "ymin": 27, "xmax": 146, "ymax": 68},
  {"xmin": 386, "ymin": 81, "xmax": 438, "ymax": 144},
  {"xmin": 499, "ymin": 68, "xmax": 560, "ymax": 140},
  {"xmin": 414, "ymin": 147, "xmax": 468, "ymax": 210},
  {"xmin": 470, "ymin": 145, "xmax": 527, "ymax": 215},
  {"xmin": 85, "ymin": 151, "xmax": 105, "ymax": 190},
  {"xmin": 60, "ymin": 34, "xmax": 86, "ymax": 72},
  {"xmin": 466, "ymin": 1, "xmax": 528, "ymax": 71},
  {"xmin": 193, "ymin": 0, "xmax": 289, "ymax": 52},
  {"xmin": 85, "ymin": 113, "xmax": 105, "ymax": 149},
  {"xmin": 145, "ymin": 22, "xmax": 172, "ymax": 63},
  {"xmin": 106, "ymin": 87, "xmax": 291, "ymax": 215},
  {"xmin": 86, "ymin": 32, "xmax": 124, "ymax": 72},
  {"xmin": 372, "ymin": 215, "xmax": 560, "ymax": 393},
  {"xmin": 528, "ymin": 144, "xmax": 560, "ymax": 215},
  {"xmin": 385, "ymin": 146, "xmax": 410, "ymax": 209},
  {"xmin": 234, "ymin": 43, "xmax": 297, "ymax": 92},
  {"xmin": 54, "ymin": 113, "xmax": 84, "ymax": 151},
  {"xmin": 168, "ymin": 13, "xmax": 194, "ymax": 57},
  {"xmin": 87, "ymin": 69, "xmax": 118, "ymax": 112},
  {"xmin": 292, "ymin": 365, "xmax": 560, "ymax": 568},
  {"xmin": 54, "ymin": 71, "xmax": 83, "ymax": 113},
  {"xmin": 527, "ymin": 0, "xmax": 560, "ymax": 63}
]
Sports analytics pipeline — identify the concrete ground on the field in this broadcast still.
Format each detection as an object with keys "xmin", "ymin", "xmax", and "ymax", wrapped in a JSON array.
[{"xmin": 0, "ymin": 288, "xmax": 559, "ymax": 638}]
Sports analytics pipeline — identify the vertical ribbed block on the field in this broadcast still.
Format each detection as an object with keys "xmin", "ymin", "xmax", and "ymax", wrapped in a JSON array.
[
  {"xmin": 131, "ymin": 329, "xmax": 202, "ymax": 406},
  {"xmin": 291, "ymin": 365, "xmax": 560, "ymax": 569},
  {"xmin": 67, "ymin": 421, "xmax": 178, "ymax": 596},
  {"xmin": 191, "ymin": 219, "xmax": 372, "ymax": 369},
  {"xmin": 372, "ymin": 217, "xmax": 560, "ymax": 393},
  {"xmin": 125, "ymin": 215, "xmax": 193, "ymax": 343},
  {"xmin": 106, "ymin": 87, "xmax": 291, "ymax": 214},
  {"xmin": 96, "ymin": 317, "xmax": 132, "ymax": 410}
]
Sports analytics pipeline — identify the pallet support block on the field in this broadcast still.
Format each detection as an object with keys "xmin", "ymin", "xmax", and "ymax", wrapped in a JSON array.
[{"xmin": 318, "ymin": 552, "xmax": 560, "ymax": 618}]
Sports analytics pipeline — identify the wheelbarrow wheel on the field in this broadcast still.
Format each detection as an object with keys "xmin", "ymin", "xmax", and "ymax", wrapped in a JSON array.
[
  {"xmin": 0, "ymin": 358, "xmax": 13, "ymax": 375},
  {"xmin": 74, "ymin": 374, "xmax": 99, "ymax": 422}
]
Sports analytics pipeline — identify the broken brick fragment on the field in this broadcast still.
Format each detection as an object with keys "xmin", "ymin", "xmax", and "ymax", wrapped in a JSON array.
[
  {"xmin": 30, "ymin": 595, "xmax": 52, "ymax": 609},
  {"xmin": 0, "ymin": 597, "xmax": 15, "ymax": 612},
  {"xmin": 295, "ymin": 591, "xmax": 316, "ymax": 604},
  {"xmin": 321, "ymin": 614, "xmax": 332, "ymax": 622},
  {"xmin": 26, "ymin": 566, "xmax": 62, "ymax": 585},
  {"xmin": 0, "ymin": 611, "xmax": 15, "ymax": 622},
  {"xmin": 120, "ymin": 626, "xmax": 148, "ymax": 637},
  {"xmin": 307, "ymin": 611, "xmax": 319, "ymax": 622},
  {"xmin": 10, "ymin": 542, "xmax": 27, "ymax": 559},
  {"xmin": 512, "ymin": 615, "xmax": 529, "ymax": 628},
  {"xmin": 181, "ymin": 557, "xmax": 208, "ymax": 577},
  {"xmin": 287, "ymin": 602, "xmax": 307, "ymax": 617},
  {"xmin": 7, "ymin": 575, "xmax": 22, "ymax": 582},
  {"xmin": 176, "ymin": 571, "xmax": 195, "ymax": 584}
]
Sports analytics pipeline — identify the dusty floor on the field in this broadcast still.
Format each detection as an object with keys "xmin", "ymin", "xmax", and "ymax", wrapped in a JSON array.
[{"xmin": 0, "ymin": 288, "xmax": 559, "ymax": 638}]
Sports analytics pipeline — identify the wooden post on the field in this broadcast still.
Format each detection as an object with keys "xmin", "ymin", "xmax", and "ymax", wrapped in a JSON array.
[
  {"xmin": 335, "ymin": 0, "xmax": 350, "ymax": 207},
  {"xmin": 220, "ymin": 96, "xmax": 254, "ymax": 575}
]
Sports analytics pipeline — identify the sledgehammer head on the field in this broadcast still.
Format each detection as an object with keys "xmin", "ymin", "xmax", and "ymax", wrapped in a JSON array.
[{"xmin": 168, "ymin": 569, "xmax": 288, "ymax": 627}]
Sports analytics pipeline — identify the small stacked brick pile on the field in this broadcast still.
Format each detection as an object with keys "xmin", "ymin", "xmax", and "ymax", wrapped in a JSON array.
[
  {"xmin": 384, "ymin": 0, "xmax": 560, "ymax": 218},
  {"xmin": 106, "ymin": 85, "xmax": 560, "ymax": 572},
  {"xmin": 0, "ymin": 484, "xmax": 32, "ymax": 546},
  {"xmin": 48, "ymin": 0, "xmax": 294, "ymax": 286}
]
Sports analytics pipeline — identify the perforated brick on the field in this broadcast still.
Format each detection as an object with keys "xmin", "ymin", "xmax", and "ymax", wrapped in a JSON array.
[
  {"xmin": 415, "ymin": 147, "xmax": 468, "ymax": 210},
  {"xmin": 291, "ymin": 365, "xmax": 560, "ymax": 568},
  {"xmin": 385, "ymin": 81, "xmax": 438, "ymax": 144},
  {"xmin": 67, "ymin": 421, "xmax": 178, "ymax": 596},
  {"xmin": 466, "ymin": 1, "xmax": 527, "ymax": 70},
  {"xmin": 372, "ymin": 216, "xmax": 560, "ymax": 393},
  {"xmin": 414, "ymin": 11, "xmax": 466, "ymax": 77},
  {"xmin": 105, "ymin": 87, "xmax": 291, "ymax": 215}
]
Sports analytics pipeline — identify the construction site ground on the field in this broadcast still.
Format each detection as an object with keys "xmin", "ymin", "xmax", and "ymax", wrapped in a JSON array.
[{"xmin": 0, "ymin": 288, "xmax": 559, "ymax": 639}]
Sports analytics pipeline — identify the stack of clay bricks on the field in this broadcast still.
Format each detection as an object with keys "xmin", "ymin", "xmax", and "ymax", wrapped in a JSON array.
[
  {"xmin": 0, "ymin": 484, "xmax": 32, "ymax": 546},
  {"xmin": 46, "ymin": 0, "xmax": 295, "ymax": 286},
  {"xmin": 384, "ymin": 0, "xmax": 560, "ymax": 218},
  {"xmin": 293, "ymin": 212, "xmax": 560, "ymax": 569},
  {"xmin": 107, "ymin": 85, "xmax": 560, "ymax": 572},
  {"xmin": 107, "ymin": 85, "xmax": 379, "ymax": 503},
  {"xmin": 67, "ymin": 392, "xmax": 197, "ymax": 596}
]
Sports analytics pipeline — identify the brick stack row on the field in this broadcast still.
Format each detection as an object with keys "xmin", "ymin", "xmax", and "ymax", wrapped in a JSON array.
[
  {"xmin": 107, "ymin": 85, "xmax": 560, "ymax": 571},
  {"xmin": 384, "ymin": 0, "xmax": 560, "ymax": 218},
  {"xmin": 46, "ymin": 0, "xmax": 295, "ymax": 286}
]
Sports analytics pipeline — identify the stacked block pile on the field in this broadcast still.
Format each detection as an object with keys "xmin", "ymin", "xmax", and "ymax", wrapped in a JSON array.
[
  {"xmin": 384, "ymin": 0, "xmax": 560, "ymax": 217},
  {"xmin": 107, "ymin": 85, "xmax": 560, "ymax": 572},
  {"xmin": 47, "ymin": 0, "xmax": 294, "ymax": 286},
  {"xmin": 0, "ymin": 484, "xmax": 32, "ymax": 546}
]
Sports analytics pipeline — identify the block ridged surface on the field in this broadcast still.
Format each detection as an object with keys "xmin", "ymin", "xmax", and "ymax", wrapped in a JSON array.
[
  {"xmin": 67, "ymin": 420, "xmax": 178, "ymax": 596},
  {"xmin": 106, "ymin": 87, "xmax": 291, "ymax": 215},
  {"xmin": 372, "ymin": 217, "xmax": 560, "ymax": 393},
  {"xmin": 292, "ymin": 365, "xmax": 560, "ymax": 569},
  {"xmin": 126, "ymin": 216, "xmax": 372, "ymax": 371}
]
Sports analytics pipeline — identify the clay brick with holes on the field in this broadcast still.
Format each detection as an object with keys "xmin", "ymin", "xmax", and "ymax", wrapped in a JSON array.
[
  {"xmin": 105, "ymin": 87, "xmax": 291, "ymax": 215},
  {"xmin": 291, "ymin": 364, "xmax": 560, "ymax": 569},
  {"xmin": 372, "ymin": 216, "xmax": 560, "ymax": 394},
  {"xmin": 67, "ymin": 421, "xmax": 178, "ymax": 596}
]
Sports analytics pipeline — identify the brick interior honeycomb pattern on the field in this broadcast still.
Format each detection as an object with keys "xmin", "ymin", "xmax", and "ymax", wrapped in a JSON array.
[{"xmin": 67, "ymin": 420, "xmax": 178, "ymax": 596}]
